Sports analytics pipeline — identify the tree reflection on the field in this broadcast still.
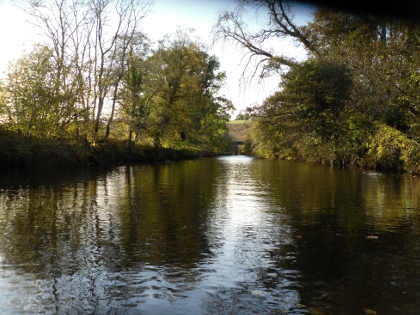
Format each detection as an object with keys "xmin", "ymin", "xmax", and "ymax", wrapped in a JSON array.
[
  {"xmin": 0, "ymin": 159, "xmax": 224, "ymax": 312},
  {"xmin": 92, "ymin": 160, "xmax": 224, "ymax": 275},
  {"xmin": 0, "ymin": 159, "xmax": 419, "ymax": 314},
  {"xmin": 249, "ymin": 159, "xmax": 420, "ymax": 314}
]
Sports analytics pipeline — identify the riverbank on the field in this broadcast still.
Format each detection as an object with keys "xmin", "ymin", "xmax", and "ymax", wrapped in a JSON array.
[
  {"xmin": 250, "ymin": 122, "xmax": 420, "ymax": 175},
  {"xmin": 0, "ymin": 129, "xmax": 217, "ymax": 170}
]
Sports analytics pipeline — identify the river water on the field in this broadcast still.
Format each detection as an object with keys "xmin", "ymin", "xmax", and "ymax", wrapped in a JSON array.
[{"xmin": 0, "ymin": 155, "xmax": 419, "ymax": 314}]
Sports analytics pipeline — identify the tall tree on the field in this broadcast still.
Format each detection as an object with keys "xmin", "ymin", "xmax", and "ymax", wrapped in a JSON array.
[
  {"xmin": 90, "ymin": 0, "xmax": 148, "ymax": 138},
  {"xmin": 119, "ymin": 33, "xmax": 232, "ymax": 151},
  {"xmin": 304, "ymin": 9, "xmax": 420, "ymax": 132},
  {"xmin": 105, "ymin": 32, "xmax": 149, "ymax": 139},
  {"xmin": 145, "ymin": 36, "xmax": 227, "ymax": 147},
  {"xmin": 3, "ymin": 45, "xmax": 82, "ymax": 137},
  {"xmin": 26, "ymin": 0, "xmax": 94, "ymax": 135},
  {"xmin": 118, "ymin": 44, "xmax": 153, "ymax": 144},
  {"xmin": 26, "ymin": 0, "xmax": 151, "ymax": 140}
]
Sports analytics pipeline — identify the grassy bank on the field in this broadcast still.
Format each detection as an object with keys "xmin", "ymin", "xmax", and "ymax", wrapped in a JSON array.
[{"xmin": 0, "ymin": 129, "xmax": 214, "ymax": 170}]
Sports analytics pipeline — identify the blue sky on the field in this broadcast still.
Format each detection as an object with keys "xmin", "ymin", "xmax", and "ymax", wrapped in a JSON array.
[{"xmin": 0, "ymin": 0, "xmax": 315, "ymax": 115}]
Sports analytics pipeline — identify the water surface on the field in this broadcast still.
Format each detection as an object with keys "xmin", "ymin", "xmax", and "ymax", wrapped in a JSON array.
[{"xmin": 0, "ymin": 156, "xmax": 419, "ymax": 314}]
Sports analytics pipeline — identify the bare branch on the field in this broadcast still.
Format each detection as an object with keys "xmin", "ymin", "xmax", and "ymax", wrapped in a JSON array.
[{"xmin": 214, "ymin": 0, "xmax": 319, "ymax": 80}]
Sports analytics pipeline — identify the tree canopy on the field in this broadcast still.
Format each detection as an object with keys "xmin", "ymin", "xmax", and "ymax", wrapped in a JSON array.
[
  {"xmin": 218, "ymin": 0, "xmax": 420, "ymax": 172},
  {"xmin": 0, "ymin": 1, "xmax": 234, "ymax": 154}
]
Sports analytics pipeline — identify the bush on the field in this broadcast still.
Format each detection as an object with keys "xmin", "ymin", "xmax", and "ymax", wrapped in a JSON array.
[{"xmin": 364, "ymin": 123, "xmax": 420, "ymax": 173}]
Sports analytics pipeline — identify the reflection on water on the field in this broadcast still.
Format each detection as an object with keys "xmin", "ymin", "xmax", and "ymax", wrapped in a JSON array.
[{"xmin": 0, "ymin": 157, "xmax": 420, "ymax": 314}]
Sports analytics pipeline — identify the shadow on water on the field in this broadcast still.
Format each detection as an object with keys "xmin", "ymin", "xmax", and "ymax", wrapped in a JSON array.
[
  {"xmin": 0, "ymin": 159, "xmax": 224, "ymax": 314},
  {"xmin": 0, "ymin": 156, "xmax": 419, "ymax": 314},
  {"xmin": 249, "ymin": 159, "xmax": 420, "ymax": 314}
]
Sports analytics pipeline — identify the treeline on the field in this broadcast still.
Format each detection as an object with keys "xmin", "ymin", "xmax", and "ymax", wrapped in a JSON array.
[
  {"xmin": 0, "ymin": 0, "xmax": 233, "ymax": 165},
  {"xmin": 217, "ymin": 1, "xmax": 420, "ymax": 173}
]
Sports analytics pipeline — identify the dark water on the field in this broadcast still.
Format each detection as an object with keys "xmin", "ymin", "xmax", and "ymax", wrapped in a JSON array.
[{"xmin": 0, "ymin": 156, "xmax": 420, "ymax": 314}]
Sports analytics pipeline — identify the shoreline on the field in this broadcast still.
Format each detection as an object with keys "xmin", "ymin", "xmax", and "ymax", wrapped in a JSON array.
[{"xmin": 0, "ymin": 130, "xmax": 222, "ymax": 171}]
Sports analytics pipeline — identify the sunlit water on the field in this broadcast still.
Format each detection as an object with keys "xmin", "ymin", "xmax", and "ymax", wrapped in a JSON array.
[{"xmin": 0, "ymin": 156, "xmax": 420, "ymax": 314}]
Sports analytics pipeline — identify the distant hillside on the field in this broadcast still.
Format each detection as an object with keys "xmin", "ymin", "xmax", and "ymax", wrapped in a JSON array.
[{"xmin": 227, "ymin": 120, "xmax": 252, "ymax": 143}]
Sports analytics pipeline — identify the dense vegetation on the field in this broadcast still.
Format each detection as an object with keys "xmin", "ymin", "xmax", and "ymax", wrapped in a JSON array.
[
  {"xmin": 1, "ymin": 0, "xmax": 419, "ymax": 173},
  {"xmin": 217, "ymin": 1, "xmax": 420, "ymax": 173},
  {"xmin": 0, "ymin": 0, "xmax": 234, "ymax": 168}
]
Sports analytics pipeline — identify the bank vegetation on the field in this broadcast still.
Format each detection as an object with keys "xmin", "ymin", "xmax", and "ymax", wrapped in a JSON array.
[
  {"xmin": 0, "ymin": 0, "xmax": 234, "ymax": 169},
  {"xmin": 217, "ymin": 0, "xmax": 420, "ymax": 173}
]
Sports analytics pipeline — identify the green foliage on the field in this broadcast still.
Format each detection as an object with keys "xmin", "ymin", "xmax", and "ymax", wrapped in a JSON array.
[
  {"xmin": 364, "ymin": 124, "xmax": 420, "ymax": 173},
  {"xmin": 235, "ymin": 113, "xmax": 251, "ymax": 121},
  {"xmin": 118, "ymin": 47, "xmax": 150, "ymax": 138},
  {"xmin": 247, "ymin": 7, "xmax": 420, "ymax": 174},
  {"xmin": 306, "ymin": 9, "xmax": 420, "ymax": 130},
  {"xmin": 0, "ymin": 2, "xmax": 233, "ymax": 168},
  {"xmin": 120, "ymin": 34, "xmax": 233, "ymax": 152},
  {"xmin": 0, "ymin": 126, "xmax": 210, "ymax": 170},
  {"xmin": 280, "ymin": 60, "xmax": 353, "ymax": 141},
  {"xmin": 249, "ymin": 60, "xmax": 354, "ymax": 162},
  {"xmin": 2, "ymin": 45, "xmax": 82, "ymax": 137},
  {"xmin": 0, "ymin": 32, "xmax": 233, "ymax": 163},
  {"xmin": 0, "ymin": 82, "xmax": 6, "ymax": 118}
]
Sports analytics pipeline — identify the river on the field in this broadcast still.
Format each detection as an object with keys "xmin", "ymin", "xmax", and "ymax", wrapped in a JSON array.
[{"xmin": 0, "ymin": 155, "xmax": 419, "ymax": 314}]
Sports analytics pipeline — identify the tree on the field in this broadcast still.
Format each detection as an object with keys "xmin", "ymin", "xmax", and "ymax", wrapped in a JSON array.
[
  {"xmin": 215, "ymin": 0, "xmax": 320, "ymax": 78},
  {"xmin": 281, "ymin": 60, "xmax": 353, "ymax": 139},
  {"xmin": 217, "ymin": 2, "xmax": 420, "ymax": 135},
  {"xmin": 304, "ymin": 9, "xmax": 420, "ymax": 132},
  {"xmin": 89, "ymin": 0, "xmax": 148, "ymax": 138},
  {"xmin": 252, "ymin": 59, "xmax": 353, "ymax": 159},
  {"xmin": 118, "ymin": 44, "xmax": 152, "ymax": 145},
  {"xmin": 143, "ymin": 35, "xmax": 227, "ymax": 148},
  {"xmin": 118, "ymin": 32, "xmax": 232, "ymax": 151},
  {"xmin": 201, "ymin": 96, "xmax": 234, "ymax": 151},
  {"xmin": 235, "ymin": 107, "xmax": 254, "ymax": 120},
  {"xmin": 218, "ymin": 2, "xmax": 420, "ymax": 164},
  {"xmin": 26, "ymin": 0, "xmax": 94, "ymax": 137},
  {"xmin": 25, "ymin": 0, "xmax": 151, "ymax": 140},
  {"xmin": 105, "ymin": 32, "xmax": 150, "ymax": 139},
  {"xmin": 0, "ymin": 82, "xmax": 6, "ymax": 120},
  {"xmin": 3, "ymin": 45, "xmax": 82, "ymax": 137}
]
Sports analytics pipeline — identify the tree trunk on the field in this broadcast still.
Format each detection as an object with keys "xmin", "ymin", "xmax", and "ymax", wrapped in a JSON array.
[
  {"xmin": 94, "ymin": 97, "xmax": 104, "ymax": 138},
  {"xmin": 153, "ymin": 136, "xmax": 161, "ymax": 148},
  {"xmin": 105, "ymin": 78, "xmax": 120, "ymax": 139},
  {"xmin": 104, "ymin": 97, "xmax": 116, "ymax": 139},
  {"xmin": 128, "ymin": 128, "xmax": 133, "ymax": 152}
]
